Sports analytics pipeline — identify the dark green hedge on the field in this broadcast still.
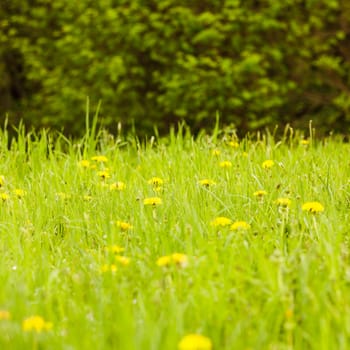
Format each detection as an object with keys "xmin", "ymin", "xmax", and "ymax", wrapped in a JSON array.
[{"xmin": 1, "ymin": 0, "xmax": 350, "ymax": 136}]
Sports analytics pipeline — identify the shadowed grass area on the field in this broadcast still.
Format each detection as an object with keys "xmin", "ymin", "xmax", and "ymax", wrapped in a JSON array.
[{"xmin": 0, "ymin": 124, "xmax": 349, "ymax": 349}]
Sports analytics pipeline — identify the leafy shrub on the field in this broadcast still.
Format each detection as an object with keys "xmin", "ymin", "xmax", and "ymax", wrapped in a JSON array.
[{"xmin": 1, "ymin": 0, "xmax": 350, "ymax": 135}]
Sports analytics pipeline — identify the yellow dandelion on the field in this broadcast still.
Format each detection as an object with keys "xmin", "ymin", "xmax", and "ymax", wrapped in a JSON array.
[
  {"xmin": 100, "ymin": 264, "xmax": 117, "ymax": 273},
  {"xmin": 301, "ymin": 139, "xmax": 310, "ymax": 146},
  {"xmin": 262, "ymin": 159, "xmax": 274, "ymax": 169},
  {"xmin": 22, "ymin": 316, "xmax": 53, "ymax": 333},
  {"xmin": 115, "ymin": 255, "xmax": 131, "ymax": 266},
  {"xmin": 143, "ymin": 197, "xmax": 162, "ymax": 206},
  {"xmin": 178, "ymin": 334, "xmax": 212, "ymax": 350},
  {"xmin": 253, "ymin": 190, "xmax": 267, "ymax": 198},
  {"xmin": 115, "ymin": 221, "xmax": 133, "ymax": 231},
  {"xmin": 97, "ymin": 170, "xmax": 110, "ymax": 180},
  {"xmin": 172, "ymin": 253, "xmax": 188, "ymax": 267},
  {"xmin": 148, "ymin": 177, "xmax": 164, "ymax": 186},
  {"xmin": 231, "ymin": 221, "xmax": 251, "ymax": 231},
  {"xmin": 110, "ymin": 181, "xmax": 126, "ymax": 191},
  {"xmin": 156, "ymin": 255, "xmax": 172, "ymax": 267},
  {"xmin": 198, "ymin": 179, "xmax": 216, "ymax": 187},
  {"xmin": 78, "ymin": 160, "xmax": 90, "ymax": 168},
  {"xmin": 0, "ymin": 193, "xmax": 9, "ymax": 201},
  {"xmin": 212, "ymin": 149, "xmax": 221, "ymax": 156},
  {"xmin": 156, "ymin": 253, "xmax": 188, "ymax": 268},
  {"xmin": 275, "ymin": 197, "xmax": 291, "ymax": 208},
  {"xmin": 219, "ymin": 160, "xmax": 232, "ymax": 168},
  {"xmin": 91, "ymin": 155, "xmax": 108, "ymax": 163},
  {"xmin": 302, "ymin": 201, "xmax": 324, "ymax": 213},
  {"xmin": 210, "ymin": 216, "xmax": 232, "ymax": 227},
  {"xmin": 0, "ymin": 310, "xmax": 11, "ymax": 320},
  {"xmin": 228, "ymin": 140, "xmax": 239, "ymax": 148},
  {"xmin": 14, "ymin": 189, "xmax": 26, "ymax": 198},
  {"xmin": 105, "ymin": 245, "xmax": 125, "ymax": 254}
]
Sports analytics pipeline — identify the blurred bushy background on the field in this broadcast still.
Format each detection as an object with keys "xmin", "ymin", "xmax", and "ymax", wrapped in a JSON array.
[{"xmin": 1, "ymin": 0, "xmax": 350, "ymax": 136}]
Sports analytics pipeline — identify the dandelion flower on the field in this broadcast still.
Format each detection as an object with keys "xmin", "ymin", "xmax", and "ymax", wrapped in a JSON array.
[
  {"xmin": 178, "ymin": 334, "xmax": 212, "ymax": 350},
  {"xmin": 91, "ymin": 155, "xmax": 108, "ymax": 163},
  {"xmin": 228, "ymin": 140, "xmax": 239, "ymax": 148},
  {"xmin": 157, "ymin": 253, "xmax": 188, "ymax": 268},
  {"xmin": 0, "ymin": 193, "xmax": 9, "ymax": 201},
  {"xmin": 275, "ymin": 197, "xmax": 291, "ymax": 208},
  {"xmin": 300, "ymin": 139, "xmax": 310, "ymax": 146},
  {"xmin": 253, "ymin": 190, "xmax": 267, "ymax": 198},
  {"xmin": 105, "ymin": 245, "xmax": 125, "ymax": 254},
  {"xmin": 231, "ymin": 221, "xmax": 251, "ymax": 231},
  {"xmin": 97, "ymin": 170, "xmax": 110, "ymax": 180},
  {"xmin": 302, "ymin": 201, "xmax": 324, "ymax": 213},
  {"xmin": 115, "ymin": 255, "xmax": 131, "ymax": 266},
  {"xmin": 219, "ymin": 161, "xmax": 232, "ymax": 168},
  {"xmin": 198, "ymin": 179, "xmax": 216, "ymax": 187},
  {"xmin": 115, "ymin": 221, "xmax": 133, "ymax": 231},
  {"xmin": 148, "ymin": 177, "xmax": 164, "ymax": 186},
  {"xmin": 143, "ymin": 197, "xmax": 162, "ymax": 206},
  {"xmin": 0, "ymin": 310, "xmax": 11, "ymax": 320},
  {"xmin": 100, "ymin": 264, "xmax": 117, "ymax": 273},
  {"xmin": 14, "ymin": 189, "xmax": 26, "ymax": 198},
  {"xmin": 110, "ymin": 181, "xmax": 126, "ymax": 191},
  {"xmin": 78, "ymin": 160, "xmax": 90, "ymax": 168},
  {"xmin": 22, "ymin": 316, "xmax": 53, "ymax": 333},
  {"xmin": 262, "ymin": 160, "xmax": 274, "ymax": 169},
  {"xmin": 212, "ymin": 149, "xmax": 221, "ymax": 156},
  {"xmin": 210, "ymin": 217, "xmax": 232, "ymax": 227}
]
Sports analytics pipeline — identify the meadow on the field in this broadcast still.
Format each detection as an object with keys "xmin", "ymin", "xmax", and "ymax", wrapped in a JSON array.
[{"xmin": 0, "ymin": 123, "xmax": 349, "ymax": 349}]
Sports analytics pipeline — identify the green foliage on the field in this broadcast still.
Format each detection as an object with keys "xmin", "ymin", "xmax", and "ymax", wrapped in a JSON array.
[{"xmin": 1, "ymin": 0, "xmax": 350, "ymax": 135}]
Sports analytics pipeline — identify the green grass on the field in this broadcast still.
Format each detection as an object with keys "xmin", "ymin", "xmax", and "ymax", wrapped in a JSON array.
[{"xmin": 0, "ymin": 125, "xmax": 349, "ymax": 349}]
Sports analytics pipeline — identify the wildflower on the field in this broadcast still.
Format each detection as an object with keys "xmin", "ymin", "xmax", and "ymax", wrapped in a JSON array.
[
  {"xmin": 22, "ymin": 316, "xmax": 53, "ymax": 333},
  {"xmin": 302, "ymin": 201, "xmax": 324, "ymax": 213},
  {"xmin": 110, "ymin": 181, "xmax": 126, "ymax": 191},
  {"xmin": 0, "ymin": 176, "xmax": 5, "ymax": 187},
  {"xmin": 300, "ymin": 139, "xmax": 310, "ymax": 146},
  {"xmin": 100, "ymin": 264, "xmax": 117, "ymax": 273},
  {"xmin": 210, "ymin": 217, "xmax": 232, "ymax": 227},
  {"xmin": 198, "ymin": 179, "xmax": 216, "ymax": 187},
  {"xmin": 78, "ymin": 160, "xmax": 90, "ymax": 168},
  {"xmin": 143, "ymin": 197, "xmax": 162, "ymax": 206},
  {"xmin": 253, "ymin": 190, "xmax": 267, "ymax": 198},
  {"xmin": 219, "ymin": 160, "xmax": 232, "ymax": 168},
  {"xmin": 115, "ymin": 221, "xmax": 133, "ymax": 231},
  {"xmin": 275, "ymin": 197, "xmax": 291, "ymax": 208},
  {"xmin": 105, "ymin": 245, "xmax": 125, "ymax": 254},
  {"xmin": 115, "ymin": 255, "xmax": 131, "ymax": 266},
  {"xmin": 148, "ymin": 177, "xmax": 164, "ymax": 186},
  {"xmin": 14, "ymin": 189, "xmax": 26, "ymax": 198},
  {"xmin": 231, "ymin": 221, "xmax": 251, "ymax": 231},
  {"xmin": 0, "ymin": 310, "xmax": 10, "ymax": 320},
  {"xmin": 0, "ymin": 193, "xmax": 9, "ymax": 201},
  {"xmin": 262, "ymin": 160, "xmax": 274, "ymax": 169},
  {"xmin": 212, "ymin": 149, "xmax": 221, "ymax": 156},
  {"xmin": 156, "ymin": 253, "xmax": 188, "ymax": 268},
  {"xmin": 91, "ymin": 155, "xmax": 108, "ymax": 163},
  {"xmin": 178, "ymin": 334, "xmax": 212, "ymax": 350},
  {"xmin": 228, "ymin": 140, "xmax": 239, "ymax": 148},
  {"xmin": 97, "ymin": 170, "xmax": 110, "ymax": 180}
]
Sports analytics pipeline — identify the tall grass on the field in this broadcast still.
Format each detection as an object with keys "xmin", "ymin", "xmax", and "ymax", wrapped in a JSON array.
[{"xmin": 0, "ymin": 124, "xmax": 349, "ymax": 349}]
